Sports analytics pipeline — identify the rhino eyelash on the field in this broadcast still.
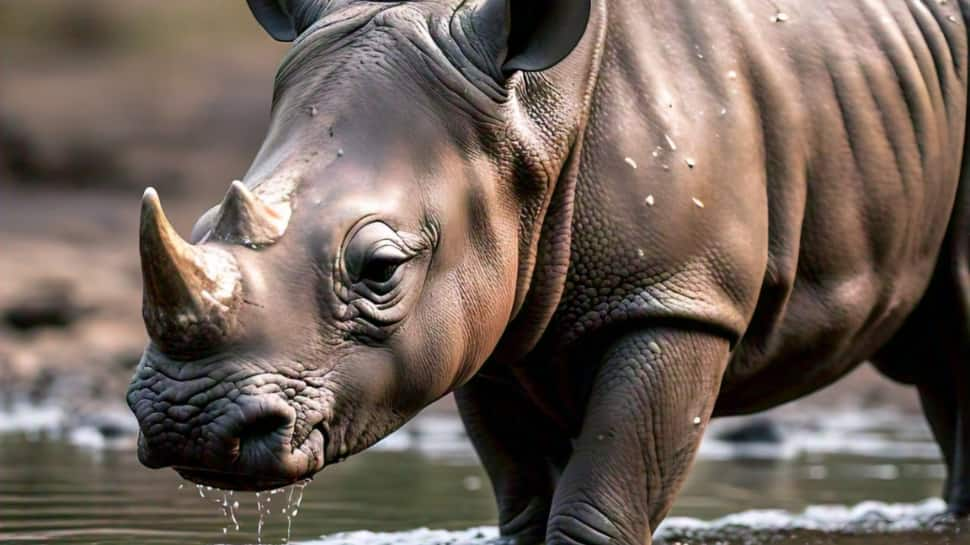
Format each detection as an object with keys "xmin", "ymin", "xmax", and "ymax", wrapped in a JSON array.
[{"xmin": 398, "ymin": 230, "xmax": 434, "ymax": 255}]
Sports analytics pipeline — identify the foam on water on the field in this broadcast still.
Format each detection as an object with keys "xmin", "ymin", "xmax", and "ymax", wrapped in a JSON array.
[
  {"xmin": 0, "ymin": 401, "xmax": 64, "ymax": 433},
  {"xmin": 657, "ymin": 498, "xmax": 951, "ymax": 534},
  {"xmin": 300, "ymin": 526, "xmax": 499, "ymax": 545},
  {"xmin": 0, "ymin": 399, "xmax": 137, "ymax": 450},
  {"xmin": 297, "ymin": 500, "xmax": 962, "ymax": 545}
]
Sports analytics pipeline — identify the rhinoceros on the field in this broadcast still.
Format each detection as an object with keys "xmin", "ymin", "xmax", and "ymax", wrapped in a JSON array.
[{"xmin": 127, "ymin": 0, "xmax": 970, "ymax": 543}]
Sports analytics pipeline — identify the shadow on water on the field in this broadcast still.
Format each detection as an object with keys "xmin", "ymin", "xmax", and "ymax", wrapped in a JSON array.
[{"xmin": 0, "ymin": 410, "xmax": 967, "ymax": 545}]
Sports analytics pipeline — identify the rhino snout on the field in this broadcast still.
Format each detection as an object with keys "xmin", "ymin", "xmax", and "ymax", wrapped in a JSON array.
[{"xmin": 128, "ymin": 365, "xmax": 328, "ymax": 491}]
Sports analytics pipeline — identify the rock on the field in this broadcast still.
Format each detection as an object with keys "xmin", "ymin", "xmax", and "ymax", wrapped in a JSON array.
[
  {"xmin": 2, "ymin": 281, "xmax": 89, "ymax": 332},
  {"xmin": 713, "ymin": 417, "xmax": 784, "ymax": 444},
  {"xmin": 74, "ymin": 411, "xmax": 138, "ymax": 439}
]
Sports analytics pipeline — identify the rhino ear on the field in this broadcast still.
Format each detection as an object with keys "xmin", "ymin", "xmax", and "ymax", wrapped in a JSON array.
[
  {"xmin": 247, "ymin": 0, "xmax": 297, "ymax": 41},
  {"xmin": 500, "ymin": 0, "xmax": 592, "ymax": 74}
]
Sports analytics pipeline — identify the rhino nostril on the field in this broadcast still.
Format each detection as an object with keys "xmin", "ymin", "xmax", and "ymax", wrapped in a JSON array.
[{"xmin": 239, "ymin": 409, "xmax": 293, "ymax": 448}]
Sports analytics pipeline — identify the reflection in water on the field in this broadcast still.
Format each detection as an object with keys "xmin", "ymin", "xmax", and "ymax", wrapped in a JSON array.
[
  {"xmin": 0, "ymin": 410, "xmax": 966, "ymax": 545},
  {"xmin": 0, "ymin": 434, "xmax": 497, "ymax": 544}
]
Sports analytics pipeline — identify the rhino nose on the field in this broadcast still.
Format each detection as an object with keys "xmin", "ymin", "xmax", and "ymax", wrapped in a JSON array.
[{"xmin": 134, "ymin": 395, "xmax": 312, "ymax": 487}]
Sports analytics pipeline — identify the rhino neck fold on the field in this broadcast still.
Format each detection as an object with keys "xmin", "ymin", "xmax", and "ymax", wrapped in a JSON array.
[{"xmin": 489, "ymin": 0, "xmax": 607, "ymax": 367}]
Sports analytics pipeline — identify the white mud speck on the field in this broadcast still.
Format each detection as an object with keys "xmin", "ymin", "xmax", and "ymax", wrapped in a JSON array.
[{"xmin": 664, "ymin": 133, "xmax": 678, "ymax": 151}]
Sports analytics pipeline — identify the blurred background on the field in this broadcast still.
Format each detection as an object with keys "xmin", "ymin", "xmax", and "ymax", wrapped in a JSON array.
[
  {"xmin": 0, "ymin": 2, "xmax": 958, "ymax": 545},
  {"xmin": 1, "ymin": 1, "xmax": 287, "ymax": 407}
]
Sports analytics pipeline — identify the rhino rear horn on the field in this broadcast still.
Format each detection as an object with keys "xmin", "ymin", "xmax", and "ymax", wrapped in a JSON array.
[
  {"xmin": 211, "ymin": 180, "xmax": 290, "ymax": 247},
  {"xmin": 140, "ymin": 188, "xmax": 242, "ymax": 358}
]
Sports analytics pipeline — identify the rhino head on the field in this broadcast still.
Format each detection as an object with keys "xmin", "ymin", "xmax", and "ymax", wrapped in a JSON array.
[{"xmin": 127, "ymin": 0, "xmax": 594, "ymax": 491}]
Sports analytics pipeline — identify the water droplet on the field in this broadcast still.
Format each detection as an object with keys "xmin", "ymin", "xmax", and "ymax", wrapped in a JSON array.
[
  {"xmin": 309, "ymin": 105, "xmax": 318, "ymax": 117},
  {"xmin": 637, "ymin": 248, "xmax": 645, "ymax": 258},
  {"xmin": 685, "ymin": 157, "xmax": 696, "ymax": 169},
  {"xmin": 624, "ymin": 157, "xmax": 638, "ymax": 169},
  {"xmin": 645, "ymin": 195, "xmax": 655, "ymax": 207},
  {"xmin": 693, "ymin": 197, "xmax": 705, "ymax": 208},
  {"xmin": 256, "ymin": 491, "xmax": 265, "ymax": 545},
  {"xmin": 178, "ymin": 483, "xmax": 184, "ymax": 490},
  {"xmin": 336, "ymin": 148, "xmax": 345, "ymax": 158},
  {"xmin": 664, "ymin": 134, "xmax": 678, "ymax": 151},
  {"xmin": 771, "ymin": 12, "xmax": 789, "ymax": 23},
  {"xmin": 693, "ymin": 416, "xmax": 702, "ymax": 426},
  {"xmin": 727, "ymin": 70, "xmax": 738, "ymax": 80}
]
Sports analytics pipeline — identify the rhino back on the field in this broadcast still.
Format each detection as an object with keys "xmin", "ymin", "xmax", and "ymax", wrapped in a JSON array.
[{"xmin": 536, "ymin": 0, "xmax": 969, "ymax": 414}]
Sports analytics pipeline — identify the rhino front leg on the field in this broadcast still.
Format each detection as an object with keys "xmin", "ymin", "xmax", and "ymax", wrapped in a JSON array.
[
  {"xmin": 547, "ymin": 328, "xmax": 729, "ymax": 545},
  {"xmin": 456, "ymin": 373, "xmax": 572, "ymax": 544}
]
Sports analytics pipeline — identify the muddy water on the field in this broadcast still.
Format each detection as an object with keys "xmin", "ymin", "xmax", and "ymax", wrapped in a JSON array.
[{"xmin": 0, "ymin": 410, "xmax": 967, "ymax": 545}]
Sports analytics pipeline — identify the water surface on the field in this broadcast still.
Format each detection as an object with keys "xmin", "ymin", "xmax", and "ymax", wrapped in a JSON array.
[{"xmin": 0, "ymin": 408, "xmax": 966, "ymax": 545}]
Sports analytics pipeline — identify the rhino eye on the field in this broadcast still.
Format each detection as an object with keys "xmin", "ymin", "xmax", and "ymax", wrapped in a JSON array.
[
  {"xmin": 344, "ymin": 222, "xmax": 411, "ymax": 286},
  {"xmin": 360, "ymin": 247, "xmax": 407, "ymax": 283}
]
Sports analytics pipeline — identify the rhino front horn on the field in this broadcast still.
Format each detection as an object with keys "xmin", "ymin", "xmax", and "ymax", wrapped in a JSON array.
[
  {"xmin": 211, "ymin": 180, "xmax": 290, "ymax": 246},
  {"xmin": 140, "ymin": 188, "xmax": 242, "ymax": 358}
]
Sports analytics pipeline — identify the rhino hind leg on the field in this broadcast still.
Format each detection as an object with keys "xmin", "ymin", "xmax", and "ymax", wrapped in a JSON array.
[
  {"xmin": 873, "ymin": 297, "xmax": 969, "ymax": 514},
  {"xmin": 873, "ymin": 172, "xmax": 970, "ymax": 515},
  {"xmin": 916, "ymin": 377, "xmax": 964, "ymax": 510},
  {"xmin": 945, "ymin": 172, "xmax": 970, "ymax": 515}
]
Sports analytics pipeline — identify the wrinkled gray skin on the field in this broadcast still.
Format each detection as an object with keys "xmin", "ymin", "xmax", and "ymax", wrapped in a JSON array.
[{"xmin": 127, "ymin": 1, "xmax": 970, "ymax": 543}]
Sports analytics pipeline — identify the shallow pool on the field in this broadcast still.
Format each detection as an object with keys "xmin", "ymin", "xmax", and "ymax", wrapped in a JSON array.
[{"xmin": 0, "ymin": 407, "xmax": 966, "ymax": 544}]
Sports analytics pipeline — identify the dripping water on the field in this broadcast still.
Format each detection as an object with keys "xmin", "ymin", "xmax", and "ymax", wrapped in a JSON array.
[
  {"xmin": 284, "ymin": 481, "xmax": 308, "ymax": 543},
  {"xmin": 183, "ymin": 480, "xmax": 311, "ymax": 544}
]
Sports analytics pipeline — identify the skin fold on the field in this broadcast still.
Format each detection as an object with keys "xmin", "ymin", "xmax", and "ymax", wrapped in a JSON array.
[{"xmin": 127, "ymin": 1, "xmax": 970, "ymax": 543}]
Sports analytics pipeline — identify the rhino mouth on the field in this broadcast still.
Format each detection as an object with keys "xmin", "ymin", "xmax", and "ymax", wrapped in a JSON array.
[
  {"xmin": 135, "ymin": 414, "xmax": 328, "ymax": 491},
  {"xmin": 175, "ymin": 468, "xmax": 299, "ymax": 492},
  {"xmin": 173, "ymin": 425, "xmax": 326, "ymax": 491},
  {"xmin": 128, "ymin": 350, "xmax": 336, "ymax": 491}
]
